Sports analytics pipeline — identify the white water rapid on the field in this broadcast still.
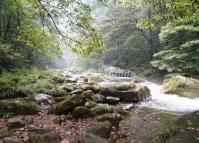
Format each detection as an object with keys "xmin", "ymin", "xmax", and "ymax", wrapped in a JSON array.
[{"xmin": 140, "ymin": 81, "xmax": 199, "ymax": 112}]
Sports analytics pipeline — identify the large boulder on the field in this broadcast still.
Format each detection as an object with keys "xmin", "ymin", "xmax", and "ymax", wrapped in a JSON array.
[
  {"xmin": 163, "ymin": 75, "xmax": 199, "ymax": 98},
  {"xmin": 51, "ymin": 91, "xmax": 92, "ymax": 115},
  {"xmin": 0, "ymin": 101, "xmax": 39, "ymax": 117},
  {"xmin": 87, "ymin": 121, "xmax": 113, "ymax": 139},
  {"xmin": 78, "ymin": 133, "xmax": 108, "ymax": 143},
  {"xmin": 72, "ymin": 106, "xmax": 95, "ymax": 118},
  {"xmin": 28, "ymin": 129, "xmax": 61, "ymax": 143},
  {"xmin": 99, "ymin": 82, "xmax": 150, "ymax": 102},
  {"xmin": 166, "ymin": 110, "xmax": 199, "ymax": 143}
]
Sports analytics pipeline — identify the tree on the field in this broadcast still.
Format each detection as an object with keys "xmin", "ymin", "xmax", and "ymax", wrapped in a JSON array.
[{"xmin": 151, "ymin": 22, "xmax": 199, "ymax": 74}]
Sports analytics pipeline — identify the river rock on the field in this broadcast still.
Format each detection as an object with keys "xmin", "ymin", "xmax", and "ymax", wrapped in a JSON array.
[
  {"xmin": 167, "ymin": 110, "xmax": 199, "ymax": 143},
  {"xmin": 90, "ymin": 104, "xmax": 114, "ymax": 116},
  {"xmin": 7, "ymin": 117, "xmax": 25, "ymax": 129},
  {"xmin": 91, "ymin": 94, "xmax": 105, "ymax": 103},
  {"xmin": 78, "ymin": 133, "xmax": 108, "ymax": 143},
  {"xmin": 51, "ymin": 91, "xmax": 92, "ymax": 115},
  {"xmin": 0, "ymin": 127, "xmax": 12, "ymax": 138},
  {"xmin": 123, "ymin": 103, "xmax": 134, "ymax": 111},
  {"xmin": 105, "ymin": 96, "xmax": 120, "ymax": 105},
  {"xmin": 100, "ymin": 82, "xmax": 150, "ymax": 103},
  {"xmin": 70, "ymin": 89, "xmax": 84, "ymax": 95},
  {"xmin": 85, "ymin": 101, "xmax": 97, "ymax": 108},
  {"xmin": 87, "ymin": 121, "xmax": 113, "ymax": 139},
  {"xmin": 0, "ymin": 101, "xmax": 39, "ymax": 116},
  {"xmin": 72, "ymin": 106, "xmax": 95, "ymax": 118},
  {"xmin": 28, "ymin": 129, "xmax": 61, "ymax": 143},
  {"xmin": 81, "ymin": 84, "xmax": 101, "ymax": 93},
  {"xmin": 35, "ymin": 93, "xmax": 53, "ymax": 104},
  {"xmin": 96, "ymin": 113, "xmax": 121, "ymax": 128}
]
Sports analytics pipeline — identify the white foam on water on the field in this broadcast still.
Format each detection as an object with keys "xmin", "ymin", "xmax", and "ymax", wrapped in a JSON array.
[{"xmin": 140, "ymin": 81, "xmax": 199, "ymax": 112}]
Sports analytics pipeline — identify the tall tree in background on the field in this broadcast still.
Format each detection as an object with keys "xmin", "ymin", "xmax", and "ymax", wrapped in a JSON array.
[{"xmin": 0, "ymin": 0, "xmax": 105, "ymax": 70}]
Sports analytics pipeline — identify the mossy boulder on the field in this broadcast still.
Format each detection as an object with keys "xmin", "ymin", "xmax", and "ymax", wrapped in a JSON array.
[
  {"xmin": 78, "ymin": 133, "xmax": 109, "ymax": 143},
  {"xmin": 72, "ymin": 106, "xmax": 95, "ymax": 118},
  {"xmin": 90, "ymin": 104, "xmax": 114, "ymax": 116},
  {"xmin": 85, "ymin": 101, "xmax": 97, "ymax": 108},
  {"xmin": 51, "ymin": 91, "xmax": 92, "ymax": 115},
  {"xmin": 100, "ymin": 83, "xmax": 150, "ymax": 102},
  {"xmin": 96, "ymin": 113, "xmax": 121, "ymax": 128},
  {"xmin": 163, "ymin": 75, "xmax": 199, "ymax": 98},
  {"xmin": 28, "ymin": 129, "xmax": 61, "ymax": 143},
  {"xmin": 166, "ymin": 110, "xmax": 199, "ymax": 143},
  {"xmin": 0, "ymin": 101, "xmax": 39, "ymax": 117},
  {"xmin": 87, "ymin": 121, "xmax": 113, "ymax": 139}
]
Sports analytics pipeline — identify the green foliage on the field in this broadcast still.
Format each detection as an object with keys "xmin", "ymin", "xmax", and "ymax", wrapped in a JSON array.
[
  {"xmin": 0, "ymin": 0, "xmax": 106, "ymax": 70},
  {"xmin": 118, "ymin": 0, "xmax": 199, "ymax": 29},
  {"xmin": 151, "ymin": 22, "xmax": 199, "ymax": 74},
  {"xmin": 163, "ymin": 76, "xmax": 188, "ymax": 94},
  {"xmin": 0, "ymin": 68, "xmax": 57, "ymax": 94},
  {"xmin": 0, "ymin": 42, "xmax": 23, "ymax": 69}
]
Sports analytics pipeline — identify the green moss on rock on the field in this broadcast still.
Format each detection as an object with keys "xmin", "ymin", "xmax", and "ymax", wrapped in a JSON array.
[{"xmin": 0, "ymin": 100, "xmax": 39, "ymax": 116}]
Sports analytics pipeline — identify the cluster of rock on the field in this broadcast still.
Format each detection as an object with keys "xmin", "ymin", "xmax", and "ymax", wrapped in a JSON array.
[{"xmin": 0, "ymin": 71, "xmax": 151, "ymax": 143}]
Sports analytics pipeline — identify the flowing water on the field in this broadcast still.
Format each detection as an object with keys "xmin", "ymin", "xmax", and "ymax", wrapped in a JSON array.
[
  {"xmin": 140, "ymin": 81, "xmax": 199, "ymax": 112},
  {"xmin": 66, "ymin": 71, "xmax": 199, "ymax": 112}
]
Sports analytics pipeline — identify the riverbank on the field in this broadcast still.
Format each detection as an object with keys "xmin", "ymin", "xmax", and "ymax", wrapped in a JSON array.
[{"xmin": 0, "ymin": 68, "xmax": 199, "ymax": 143}]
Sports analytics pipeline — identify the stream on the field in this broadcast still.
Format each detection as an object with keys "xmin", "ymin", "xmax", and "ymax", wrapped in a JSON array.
[
  {"xmin": 68, "ymin": 71, "xmax": 199, "ymax": 112},
  {"xmin": 140, "ymin": 81, "xmax": 199, "ymax": 112}
]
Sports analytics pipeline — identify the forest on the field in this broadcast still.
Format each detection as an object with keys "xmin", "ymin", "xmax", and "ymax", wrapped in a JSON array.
[{"xmin": 0, "ymin": 0, "xmax": 199, "ymax": 143}]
